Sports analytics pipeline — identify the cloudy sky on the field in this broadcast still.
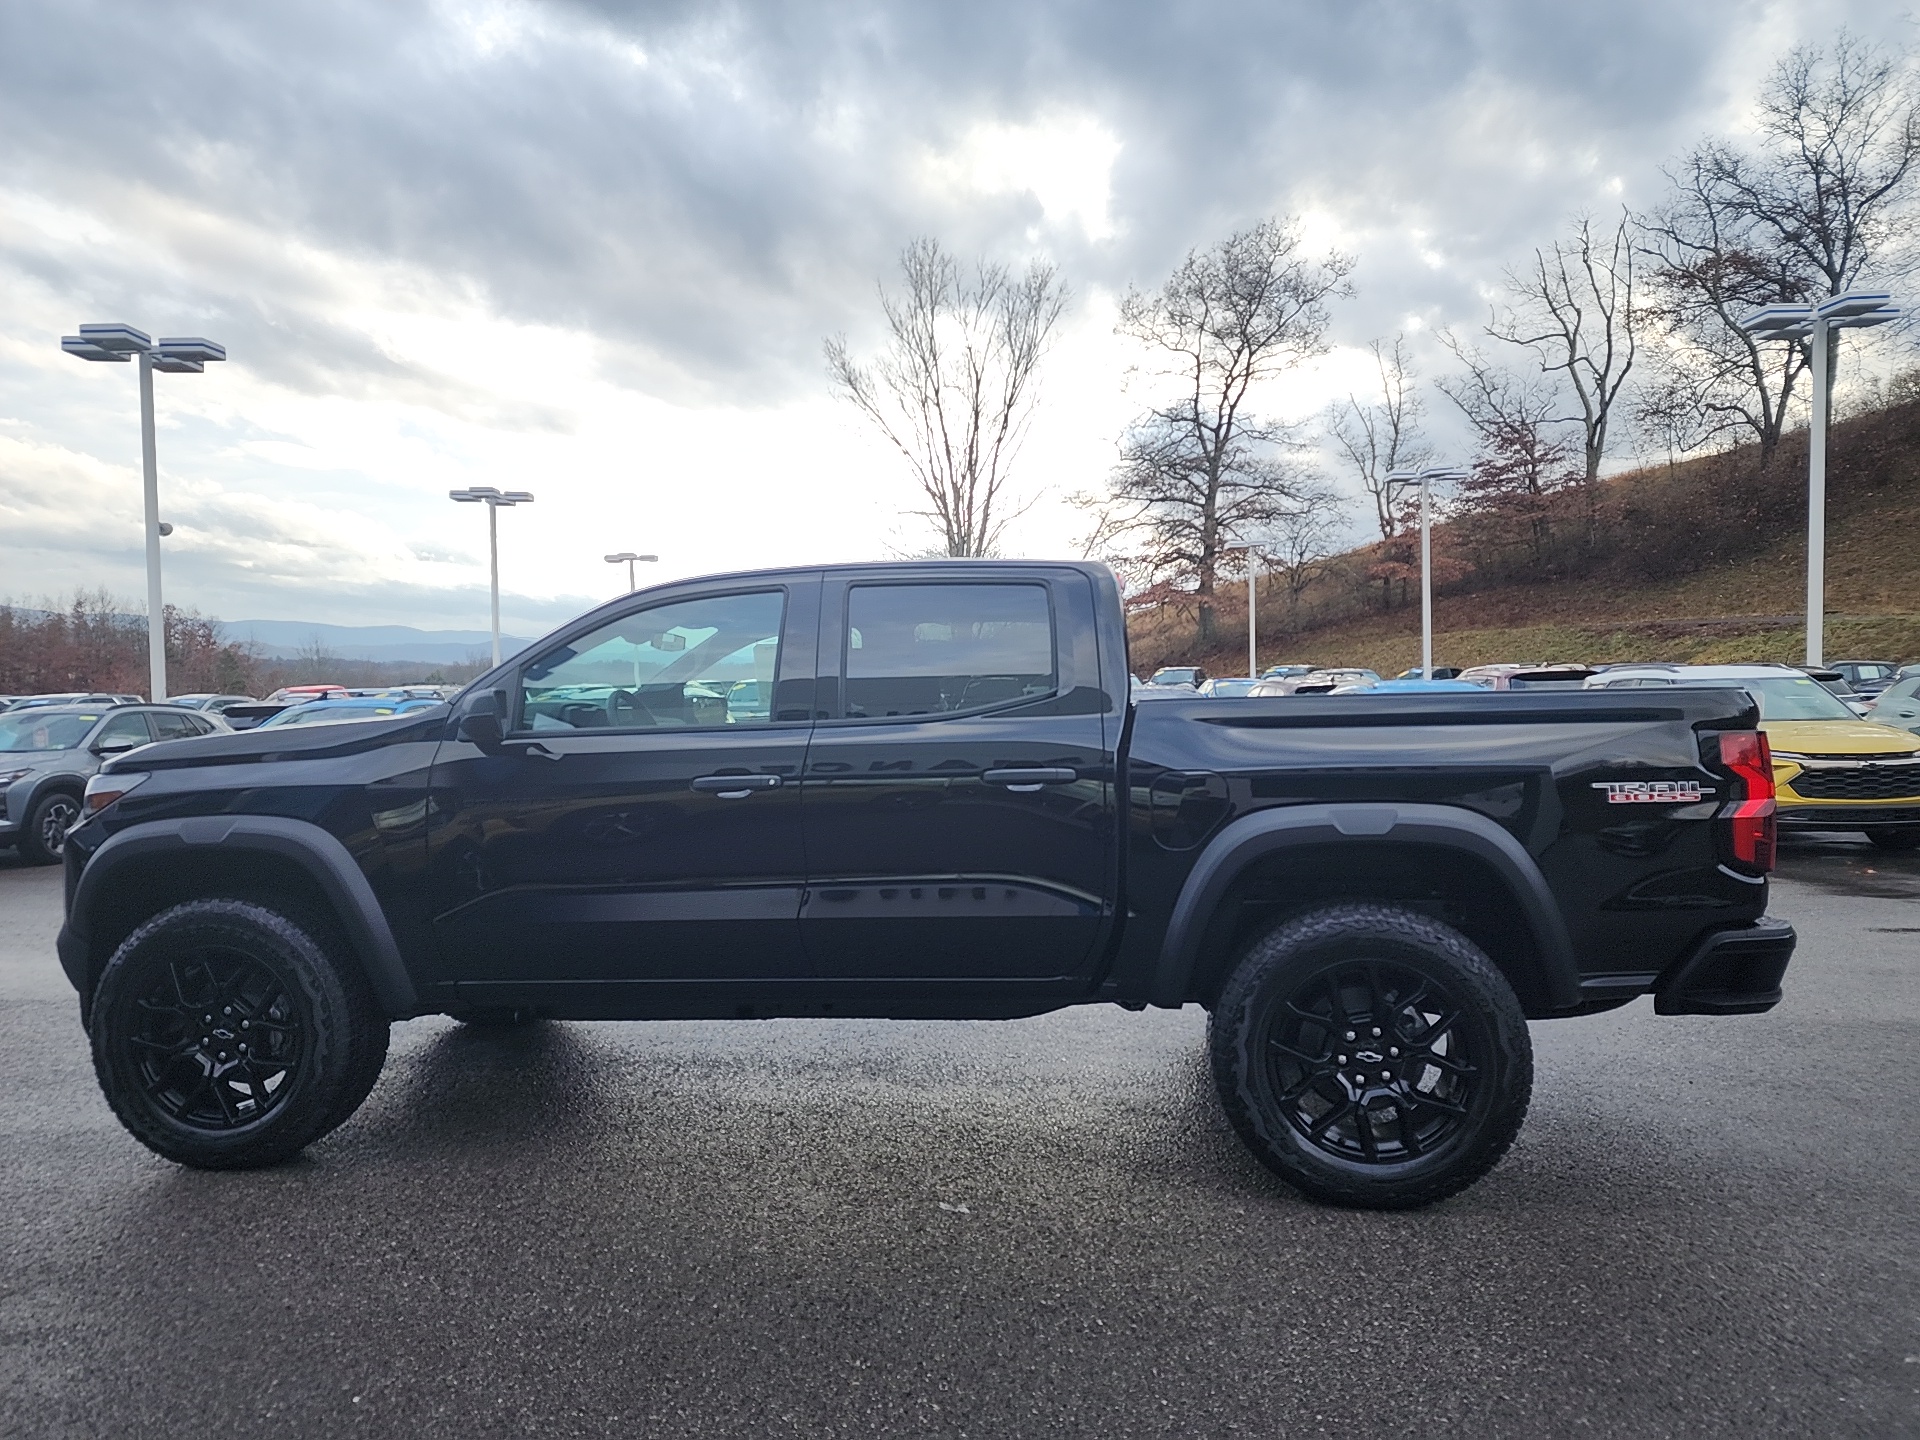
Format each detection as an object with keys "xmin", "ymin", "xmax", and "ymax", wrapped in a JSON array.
[{"xmin": 0, "ymin": 0, "xmax": 1909, "ymax": 637}]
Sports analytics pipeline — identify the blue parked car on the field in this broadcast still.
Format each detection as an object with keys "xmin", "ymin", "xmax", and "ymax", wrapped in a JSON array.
[{"xmin": 254, "ymin": 697, "xmax": 444, "ymax": 729}]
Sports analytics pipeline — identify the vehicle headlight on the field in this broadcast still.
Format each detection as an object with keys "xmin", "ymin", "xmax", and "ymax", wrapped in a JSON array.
[
  {"xmin": 0, "ymin": 768, "xmax": 31, "ymax": 787},
  {"xmin": 83, "ymin": 771, "xmax": 149, "ymax": 814}
]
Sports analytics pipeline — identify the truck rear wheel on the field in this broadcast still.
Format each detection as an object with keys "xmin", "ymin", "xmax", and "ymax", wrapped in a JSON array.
[
  {"xmin": 1209, "ymin": 903, "xmax": 1532, "ymax": 1210},
  {"xmin": 89, "ymin": 899, "xmax": 388, "ymax": 1170}
]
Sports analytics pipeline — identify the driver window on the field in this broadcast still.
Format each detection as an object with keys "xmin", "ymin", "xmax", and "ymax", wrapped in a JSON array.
[{"xmin": 517, "ymin": 591, "xmax": 786, "ymax": 732}]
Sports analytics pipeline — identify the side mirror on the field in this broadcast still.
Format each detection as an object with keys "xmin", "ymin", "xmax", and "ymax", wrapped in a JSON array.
[
  {"xmin": 456, "ymin": 692, "xmax": 506, "ymax": 752},
  {"xmin": 92, "ymin": 740, "xmax": 139, "ymax": 756}
]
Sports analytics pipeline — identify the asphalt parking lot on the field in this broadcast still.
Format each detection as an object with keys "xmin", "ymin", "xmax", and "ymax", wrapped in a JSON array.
[{"xmin": 1, "ymin": 839, "xmax": 1915, "ymax": 1439}]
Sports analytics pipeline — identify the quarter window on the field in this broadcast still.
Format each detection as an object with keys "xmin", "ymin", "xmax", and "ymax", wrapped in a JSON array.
[
  {"xmin": 518, "ymin": 591, "xmax": 786, "ymax": 731},
  {"xmin": 150, "ymin": 711, "xmax": 206, "ymax": 740},
  {"xmin": 843, "ymin": 583, "xmax": 1055, "ymax": 718}
]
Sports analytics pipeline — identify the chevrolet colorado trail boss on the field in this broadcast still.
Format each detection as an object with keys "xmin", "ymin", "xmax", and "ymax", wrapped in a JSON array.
[{"xmin": 57, "ymin": 562, "xmax": 1795, "ymax": 1209}]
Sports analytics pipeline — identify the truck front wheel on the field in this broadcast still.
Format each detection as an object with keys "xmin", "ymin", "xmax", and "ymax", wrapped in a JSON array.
[
  {"xmin": 89, "ymin": 899, "xmax": 389, "ymax": 1169},
  {"xmin": 1210, "ymin": 903, "xmax": 1532, "ymax": 1210}
]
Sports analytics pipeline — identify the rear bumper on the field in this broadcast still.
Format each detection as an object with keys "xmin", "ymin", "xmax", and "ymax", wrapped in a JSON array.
[{"xmin": 1654, "ymin": 918, "xmax": 1796, "ymax": 1016}]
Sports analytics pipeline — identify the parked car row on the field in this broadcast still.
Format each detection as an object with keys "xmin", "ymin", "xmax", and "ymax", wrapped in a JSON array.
[{"xmin": 0, "ymin": 684, "xmax": 458, "ymax": 863}]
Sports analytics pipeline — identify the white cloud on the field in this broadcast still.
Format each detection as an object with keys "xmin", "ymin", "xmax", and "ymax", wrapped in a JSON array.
[
  {"xmin": 0, "ymin": 0, "xmax": 1909, "ymax": 639},
  {"xmin": 920, "ymin": 111, "xmax": 1123, "ymax": 242}
]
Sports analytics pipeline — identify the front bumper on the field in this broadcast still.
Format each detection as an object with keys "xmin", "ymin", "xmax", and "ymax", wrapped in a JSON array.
[
  {"xmin": 1777, "ymin": 803, "xmax": 1920, "ymax": 831},
  {"xmin": 1654, "ymin": 918, "xmax": 1796, "ymax": 1015}
]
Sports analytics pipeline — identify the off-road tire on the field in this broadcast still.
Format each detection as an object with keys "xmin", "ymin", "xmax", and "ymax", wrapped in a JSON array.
[
  {"xmin": 18, "ymin": 789, "xmax": 81, "ymax": 865},
  {"xmin": 1865, "ymin": 827, "xmax": 1920, "ymax": 852},
  {"xmin": 90, "ymin": 899, "xmax": 387, "ymax": 1169},
  {"xmin": 1210, "ymin": 903, "xmax": 1532, "ymax": 1210}
]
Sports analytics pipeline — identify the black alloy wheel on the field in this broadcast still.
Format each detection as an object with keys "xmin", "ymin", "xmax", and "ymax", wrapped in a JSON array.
[
  {"xmin": 91, "ymin": 899, "xmax": 388, "ymax": 1169},
  {"xmin": 123, "ymin": 949, "xmax": 304, "ymax": 1130},
  {"xmin": 1258, "ymin": 957, "xmax": 1481, "ymax": 1166},
  {"xmin": 1211, "ymin": 903, "xmax": 1532, "ymax": 1210},
  {"xmin": 19, "ymin": 790, "xmax": 81, "ymax": 865}
]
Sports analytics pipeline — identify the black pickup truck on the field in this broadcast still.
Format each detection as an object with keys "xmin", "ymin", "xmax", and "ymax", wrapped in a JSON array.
[{"xmin": 57, "ymin": 561, "xmax": 1794, "ymax": 1208}]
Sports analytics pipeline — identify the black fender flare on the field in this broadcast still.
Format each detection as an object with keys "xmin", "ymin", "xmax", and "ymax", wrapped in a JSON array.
[
  {"xmin": 1149, "ymin": 802, "xmax": 1579, "ymax": 1010},
  {"xmin": 65, "ymin": 815, "xmax": 420, "ymax": 1017}
]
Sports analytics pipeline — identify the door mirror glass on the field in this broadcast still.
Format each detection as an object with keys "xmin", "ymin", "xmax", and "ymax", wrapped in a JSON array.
[{"xmin": 519, "ymin": 591, "xmax": 786, "ymax": 732}]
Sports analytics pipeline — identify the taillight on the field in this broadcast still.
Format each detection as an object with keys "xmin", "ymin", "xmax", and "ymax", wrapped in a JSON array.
[{"xmin": 1718, "ymin": 731, "xmax": 1777, "ymax": 872}]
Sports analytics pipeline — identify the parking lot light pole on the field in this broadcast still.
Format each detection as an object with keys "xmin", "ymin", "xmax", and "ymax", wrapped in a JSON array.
[
  {"xmin": 62, "ymin": 326, "xmax": 227, "ymax": 702},
  {"xmin": 1740, "ymin": 293, "xmax": 1903, "ymax": 667},
  {"xmin": 1221, "ymin": 545, "xmax": 1260, "ymax": 677},
  {"xmin": 603, "ymin": 551, "xmax": 659, "ymax": 593},
  {"xmin": 1387, "ymin": 467, "xmax": 1468, "ymax": 679},
  {"xmin": 449, "ymin": 487, "xmax": 535, "ymax": 666}
]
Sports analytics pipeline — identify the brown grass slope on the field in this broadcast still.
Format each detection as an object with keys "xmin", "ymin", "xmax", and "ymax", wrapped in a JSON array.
[{"xmin": 1128, "ymin": 398, "xmax": 1920, "ymax": 677}]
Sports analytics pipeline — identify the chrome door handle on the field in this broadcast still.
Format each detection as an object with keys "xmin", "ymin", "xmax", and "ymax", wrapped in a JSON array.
[
  {"xmin": 691, "ymin": 773, "xmax": 781, "ymax": 798},
  {"xmin": 982, "ymin": 767, "xmax": 1078, "ymax": 792}
]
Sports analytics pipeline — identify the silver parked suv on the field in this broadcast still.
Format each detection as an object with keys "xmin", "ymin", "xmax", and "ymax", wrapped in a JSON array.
[{"xmin": 0, "ymin": 705, "xmax": 227, "ymax": 864}]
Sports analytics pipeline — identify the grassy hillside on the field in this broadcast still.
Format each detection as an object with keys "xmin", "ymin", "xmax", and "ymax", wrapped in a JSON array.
[{"xmin": 1128, "ymin": 399, "xmax": 1920, "ymax": 676}]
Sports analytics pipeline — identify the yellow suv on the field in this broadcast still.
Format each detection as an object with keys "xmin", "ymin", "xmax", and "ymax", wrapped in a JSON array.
[{"xmin": 1585, "ymin": 664, "xmax": 1920, "ymax": 851}]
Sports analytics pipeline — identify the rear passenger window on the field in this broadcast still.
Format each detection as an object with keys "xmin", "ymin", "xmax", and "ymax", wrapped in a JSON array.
[
  {"xmin": 843, "ymin": 583, "xmax": 1055, "ymax": 718},
  {"xmin": 150, "ymin": 711, "xmax": 205, "ymax": 740}
]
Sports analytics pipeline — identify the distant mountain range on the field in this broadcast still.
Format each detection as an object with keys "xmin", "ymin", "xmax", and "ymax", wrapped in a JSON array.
[{"xmin": 227, "ymin": 620, "xmax": 536, "ymax": 664}]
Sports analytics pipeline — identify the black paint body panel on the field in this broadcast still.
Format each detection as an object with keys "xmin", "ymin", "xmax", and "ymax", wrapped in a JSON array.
[{"xmin": 56, "ymin": 560, "xmax": 1789, "ymax": 1023}]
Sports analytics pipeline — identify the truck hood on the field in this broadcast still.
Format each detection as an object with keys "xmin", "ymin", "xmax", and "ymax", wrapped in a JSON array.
[
  {"xmin": 1762, "ymin": 718, "xmax": 1920, "ymax": 757},
  {"xmin": 99, "ymin": 705, "xmax": 450, "ymax": 773}
]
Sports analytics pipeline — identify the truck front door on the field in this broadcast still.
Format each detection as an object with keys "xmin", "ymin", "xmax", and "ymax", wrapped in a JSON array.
[
  {"xmin": 426, "ymin": 580, "xmax": 818, "ymax": 1000},
  {"xmin": 799, "ymin": 571, "xmax": 1118, "ymax": 985}
]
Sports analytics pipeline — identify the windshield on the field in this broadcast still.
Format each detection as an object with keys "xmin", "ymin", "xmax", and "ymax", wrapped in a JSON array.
[
  {"xmin": 1206, "ymin": 680, "xmax": 1258, "ymax": 697},
  {"xmin": 1735, "ymin": 676, "xmax": 1861, "ymax": 721},
  {"xmin": 0, "ymin": 711, "xmax": 98, "ymax": 751}
]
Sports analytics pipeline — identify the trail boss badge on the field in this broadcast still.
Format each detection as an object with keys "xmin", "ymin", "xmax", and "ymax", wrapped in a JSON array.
[{"xmin": 1591, "ymin": 780, "xmax": 1712, "ymax": 804}]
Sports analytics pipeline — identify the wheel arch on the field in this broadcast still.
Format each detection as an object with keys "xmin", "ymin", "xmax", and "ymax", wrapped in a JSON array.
[
  {"xmin": 66, "ymin": 816, "xmax": 421, "ymax": 1020},
  {"xmin": 1150, "ymin": 804, "xmax": 1579, "ymax": 1016}
]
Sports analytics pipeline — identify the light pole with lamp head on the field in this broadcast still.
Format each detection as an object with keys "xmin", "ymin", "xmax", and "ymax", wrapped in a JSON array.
[
  {"xmin": 604, "ymin": 551, "xmax": 659, "ymax": 593},
  {"xmin": 1386, "ymin": 465, "xmax": 1469, "ymax": 679},
  {"xmin": 61, "ymin": 325, "xmax": 226, "ymax": 702},
  {"xmin": 449, "ymin": 487, "xmax": 535, "ymax": 667},
  {"xmin": 1739, "ymin": 292, "xmax": 1903, "ymax": 667}
]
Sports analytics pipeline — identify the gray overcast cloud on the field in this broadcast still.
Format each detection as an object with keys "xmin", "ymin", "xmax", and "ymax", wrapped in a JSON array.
[{"xmin": 0, "ymin": 0, "xmax": 1904, "ymax": 633}]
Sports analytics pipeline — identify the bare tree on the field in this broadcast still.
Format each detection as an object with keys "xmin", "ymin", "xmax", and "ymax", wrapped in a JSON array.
[
  {"xmin": 826, "ymin": 238, "xmax": 1067, "ymax": 557},
  {"xmin": 1640, "ymin": 153, "xmax": 1814, "ymax": 461},
  {"xmin": 1254, "ymin": 480, "xmax": 1347, "ymax": 626},
  {"xmin": 1327, "ymin": 335, "xmax": 1428, "ymax": 540},
  {"xmin": 1711, "ymin": 35, "xmax": 1920, "ymax": 300},
  {"xmin": 1488, "ymin": 211, "xmax": 1638, "ymax": 488},
  {"xmin": 1640, "ymin": 35, "xmax": 1920, "ymax": 460},
  {"xmin": 1437, "ymin": 333, "xmax": 1580, "ymax": 569},
  {"xmin": 1081, "ymin": 218, "xmax": 1353, "ymax": 643}
]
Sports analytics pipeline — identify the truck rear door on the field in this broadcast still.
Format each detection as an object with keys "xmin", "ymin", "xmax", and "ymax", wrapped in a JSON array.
[{"xmin": 799, "ymin": 568, "xmax": 1118, "ymax": 984}]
